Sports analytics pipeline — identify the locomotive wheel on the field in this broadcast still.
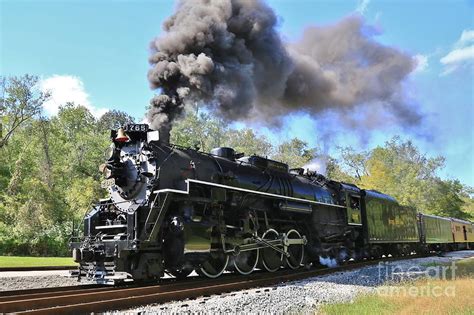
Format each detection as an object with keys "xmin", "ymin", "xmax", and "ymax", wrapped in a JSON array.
[
  {"xmin": 233, "ymin": 248, "xmax": 259, "ymax": 275},
  {"xmin": 259, "ymin": 229, "xmax": 283, "ymax": 272},
  {"xmin": 284, "ymin": 229, "xmax": 304, "ymax": 270},
  {"xmin": 371, "ymin": 246, "xmax": 383, "ymax": 259},
  {"xmin": 199, "ymin": 252, "xmax": 229, "ymax": 278}
]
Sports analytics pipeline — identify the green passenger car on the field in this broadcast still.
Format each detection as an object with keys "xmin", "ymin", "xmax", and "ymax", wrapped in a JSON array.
[
  {"xmin": 419, "ymin": 213, "xmax": 452, "ymax": 244},
  {"xmin": 363, "ymin": 190, "xmax": 419, "ymax": 243}
]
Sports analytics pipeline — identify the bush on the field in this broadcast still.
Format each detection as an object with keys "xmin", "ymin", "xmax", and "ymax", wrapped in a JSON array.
[
  {"xmin": 0, "ymin": 223, "xmax": 71, "ymax": 257},
  {"xmin": 0, "ymin": 223, "xmax": 27, "ymax": 255},
  {"xmin": 29, "ymin": 225, "xmax": 71, "ymax": 256}
]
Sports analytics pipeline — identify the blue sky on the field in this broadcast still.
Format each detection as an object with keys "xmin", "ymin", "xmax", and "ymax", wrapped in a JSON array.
[{"xmin": 1, "ymin": 0, "xmax": 473, "ymax": 185}]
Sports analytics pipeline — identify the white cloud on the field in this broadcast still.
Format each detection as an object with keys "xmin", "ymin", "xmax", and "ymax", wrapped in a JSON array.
[
  {"xmin": 458, "ymin": 29, "xmax": 474, "ymax": 46},
  {"xmin": 414, "ymin": 54, "xmax": 429, "ymax": 73},
  {"xmin": 356, "ymin": 0, "xmax": 370, "ymax": 15},
  {"xmin": 440, "ymin": 45, "xmax": 474, "ymax": 65},
  {"xmin": 39, "ymin": 75, "xmax": 108, "ymax": 118},
  {"xmin": 440, "ymin": 29, "xmax": 474, "ymax": 75}
]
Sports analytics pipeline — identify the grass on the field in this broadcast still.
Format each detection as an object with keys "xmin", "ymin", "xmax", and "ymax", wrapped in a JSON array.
[
  {"xmin": 452, "ymin": 257, "xmax": 474, "ymax": 277},
  {"xmin": 321, "ymin": 258, "xmax": 474, "ymax": 315},
  {"xmin": 0, "ymin": 256, "xmax": 77, "ymax": 267},
  {"xmin": 422, "ymin": 257, "xmax": 474, "ymax": 280}
]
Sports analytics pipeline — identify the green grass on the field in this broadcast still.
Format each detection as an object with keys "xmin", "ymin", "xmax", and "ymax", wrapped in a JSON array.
[
  {"xmin": 0, "ymin": 256, "xmax": 77, "ymax": 267},
  {"xmin": 321, "ymin": 258, "xmax": 474, "ymax": 315},
  {"xmin": 452, "ymin": 257, "xmax": 474, "ymax": 278},
  {"xmin": 322, "ymin": 294, "xmax": 399, "ymax": 315}
]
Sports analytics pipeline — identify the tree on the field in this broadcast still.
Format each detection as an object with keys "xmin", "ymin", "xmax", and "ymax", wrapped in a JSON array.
[
  {"xmin": 51, "ymin": 103, "xmax": 109, "ymax": 177},
  {"xmin": 272, "ymin": 138, "xmax": 315, "ymax": 168},
  {"xmin": 171, "ymin": 111, "xmax": 228, "ymax": 152},
  {"xmin": 337, "ymin": 146, "xmax": 369, "ymax": 181},
  {"xmin": 326, "ymin": 157, "xmax": 356, "ymax": 183},
  {"xmin": 225, "ymin": 128, "xmax": 273, "ymax": 157},
  {"xmin": 426, "ymin": 179, "xmax": 469, "ymax": 219},
  {"xmin": 170, "ymin": 110, "xmax": 274, "ymax": 157},
  {"xmin": 97, "ymin": 110, "xmax": 135, "ymax": 132},
  {"xmin": 0, "ymin": 75, "xmax": 50, "ymax": 148},
  {"xmin": 347, "ymin": 137, "xmax": 471, "ymax": 218},
  {"xmin": 0, "ymin": 103, "xmax": 110, "ymax": 256},
  {"xmin": 332, "ymin": 137, "xmax": 471, "ymax": 219},
  {"xmin": 460, "ymin": 186, "xmax": 474, "ymax": 220}
]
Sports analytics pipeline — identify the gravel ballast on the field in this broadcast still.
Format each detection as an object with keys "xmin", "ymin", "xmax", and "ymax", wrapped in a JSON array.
[
  {"xmin": 0, "ymin": 270, "xmax": 93, "ymax": 291},
  {"xmin": 127, "ymin": 250, "xmax": 474, "ymax": 314}
]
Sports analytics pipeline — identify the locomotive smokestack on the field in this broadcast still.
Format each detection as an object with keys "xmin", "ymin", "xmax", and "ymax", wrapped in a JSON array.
[
  {"xmin": 147, "ymin": 0, "xmax": 420, "ymax": 135},
  {"xmin": 159, "ymin": 126, "xmax": 171, "ymax": 144}
]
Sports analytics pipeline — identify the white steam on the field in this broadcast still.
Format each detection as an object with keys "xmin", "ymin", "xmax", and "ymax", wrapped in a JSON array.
[
  {"xmin": 303, "ymin": 155, "xmax": 329, "ymax": 176},
  {"xmin": 319, "ymin": 256, "xmax": 338, "ymax": 268}
]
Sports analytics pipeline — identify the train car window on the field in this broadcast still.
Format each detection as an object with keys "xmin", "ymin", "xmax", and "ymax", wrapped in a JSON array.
[{"xmin": 350, "ymin": 196, "xmax": 360, "ymax": 209}]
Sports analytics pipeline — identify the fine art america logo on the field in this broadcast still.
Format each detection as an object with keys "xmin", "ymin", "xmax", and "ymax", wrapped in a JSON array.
[{"xmin": 376, "ymin": 261, "xmax": 457, "ymax": 297}]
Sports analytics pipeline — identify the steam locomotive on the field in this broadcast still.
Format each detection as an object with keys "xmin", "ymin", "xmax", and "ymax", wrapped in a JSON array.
[{"xmin": 70, "ymin": 124, "xmax": 474, "ymax": 284}]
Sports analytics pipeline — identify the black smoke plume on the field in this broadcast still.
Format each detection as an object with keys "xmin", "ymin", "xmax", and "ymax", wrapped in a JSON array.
[{"xmin": 147, "ymin": 0, "xmax": 419, "ymax": 142}]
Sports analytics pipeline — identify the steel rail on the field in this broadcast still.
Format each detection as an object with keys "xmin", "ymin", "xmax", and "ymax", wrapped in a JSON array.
[
  {"xmin": 0, "ymin": 283, "xmax": 103, "ymax": 301},
  {"xmin": 0, "ymin": 266, "xmax": 77, "ymax": 272},
  {"xmin": 0, "ymin": 285, "xmax": 110, "ymax": 302},
  {"xmin": 0, "ymin": 279, "xmax": 178, "ymax": 302},
  {"xmin": 0, "ymin": 255, "xmax": 422, "ymax": 315}
]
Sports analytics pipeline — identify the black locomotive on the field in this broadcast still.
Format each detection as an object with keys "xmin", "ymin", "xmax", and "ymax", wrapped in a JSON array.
[{"xmin": 70, "ymin": 124, "xmax": 473, "ymax": 283}]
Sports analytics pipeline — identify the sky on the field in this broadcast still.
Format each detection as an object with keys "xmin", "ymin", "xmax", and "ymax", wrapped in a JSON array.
[{"xmin": 1, "ymin": 0, "xmax": 473, "ymax": 185}]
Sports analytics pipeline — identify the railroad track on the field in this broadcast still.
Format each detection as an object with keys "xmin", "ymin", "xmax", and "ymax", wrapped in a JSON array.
[
  {"xmin": 0, "ymin": 255, "xmax": 421, "ymax": 314},
  {"xmin": 0, "ymin": 266, "xmax": 77, "ymax": 272}
]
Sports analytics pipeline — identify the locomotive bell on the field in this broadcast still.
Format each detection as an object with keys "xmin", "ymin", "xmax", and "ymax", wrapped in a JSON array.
[{"xmin": 115, "ymin": 128, "xmax": 130, "ymax": 143}]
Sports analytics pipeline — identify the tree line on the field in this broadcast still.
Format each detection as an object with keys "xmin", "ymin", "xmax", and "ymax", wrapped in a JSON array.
[{"xmin": 0, "ymin": 75, "xmax": 472, "ymax": 256}]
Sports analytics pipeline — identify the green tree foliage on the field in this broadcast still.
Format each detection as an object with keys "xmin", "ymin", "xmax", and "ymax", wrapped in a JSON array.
[
  {"xmin": 272, "ymin": 138, "xmax": 315, "ymax": 168},
  {"xmin": 225, "ymin": 128, "xmax": 273, "ymax": 157},
  {"xmin": 97, "ymin": 109, "xmax": 135, "ymax": 132},
  {"xmin": 171, "ymin": 111, "xmax": 227, "ymax": 152},
  {"xmin": 0, "ymin": 99, "xmax": 108, "ymax": 256},
  {"xmin": 326, "ymin": 157, "xmax": 357, "ymax": 183},
  {"xmin": 0, "ymin": 75, "xmax": 50, "ymax": 148},
  {"xmin": 460, "ymin": 186, "xmax": 474, "ymax": 219},
  {"xmin": 337, "ymin": 146, "xmax": 370, "ymax": 181},
  {"xmin": 339, "ymin": 137, "xmax": 471, "ymax": 219},
  {"xmin": 170, "ymin": 110, "xmax": 272, "ymax": 156},
  {"xmin": 426, "ymin": 179, "xmax": 468, "ymax": 219}
]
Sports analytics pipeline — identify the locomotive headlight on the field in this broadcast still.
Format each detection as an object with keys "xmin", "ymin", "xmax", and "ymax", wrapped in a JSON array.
[{"xmin": 104, "ymin": 144, "xmax": 116, "ymax": 161}]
